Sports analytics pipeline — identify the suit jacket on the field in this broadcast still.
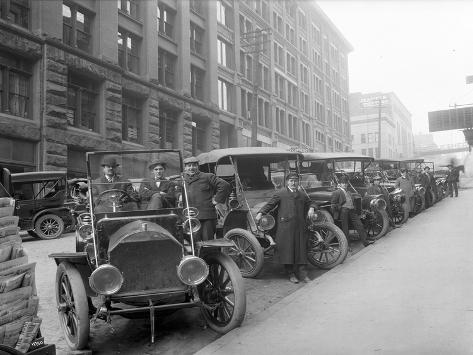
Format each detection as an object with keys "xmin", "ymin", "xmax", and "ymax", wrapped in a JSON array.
[
  {"xmin": 183, "ymin": 171, "xmax": 231, "ymax": 220},
  {"xmin": 395, "ymin": 176, "xmax": 414, "ymax": 197},
  {"xmin": 139, "ymin": 179, "xmax": 176, "ymax": 202},
  {"xmin": 331, "ymin": 188, "xmax": 349, "ymax": 220},
  {"xmin": 258, "ymin": 188, "xmax": 317, "ymax": 264},
  {"xmin": 91, "ymin": 175, "xmax": 137, "ymax": 198}
]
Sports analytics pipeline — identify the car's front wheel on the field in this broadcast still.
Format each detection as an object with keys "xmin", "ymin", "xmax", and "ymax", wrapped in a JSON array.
[
  {"xmin": 198, "ymin": 253, "xmax": 246, "ymax": 334},
  {"xmin": 56, "ymin": 262, "xmax": 90, "ymax": 350},
  {"xmin": 307, "ymin": 222, "xmax": 348, "ymax": 269},
  {"xmin": 35, "ymin": 213, "xmax": 64, "ymax": 239},
  {"xmin": 224, "ymin": 228, "xmax": 264, "ymax": 278}
]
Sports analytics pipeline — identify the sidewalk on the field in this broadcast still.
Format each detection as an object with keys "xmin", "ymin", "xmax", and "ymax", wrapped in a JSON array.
[{"xmin": 197, "ymin": 189, "xmax": 473, "ymax": 355}]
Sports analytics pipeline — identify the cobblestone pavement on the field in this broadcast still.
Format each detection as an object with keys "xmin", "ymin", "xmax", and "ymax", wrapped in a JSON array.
[{"xmin": 26, "ymin": 232, "xmax": 364, "ymax": 355}]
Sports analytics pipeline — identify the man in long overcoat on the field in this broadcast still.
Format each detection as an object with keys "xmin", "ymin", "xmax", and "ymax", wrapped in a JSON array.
[
  {"xmin": 446, "ymin": 164, "xmax": 459, "ymax": 197},
  {"xmin": 139, "ymin": 160, "xmax": 176, "ymax": 209},
  {"xmin": 256, "ymin": 172, "xmax": 316, "ymax": 284},
  {"xmin": 419, "ymin": 166, "xmax": 433, "ymax": 208},
  {"xmin": 183, "ymin": 156, "xmax": 231, "ymax": 241},
  {"xmin": 395, "ymin": 169, "xmax": 414, "ymax": 213}
]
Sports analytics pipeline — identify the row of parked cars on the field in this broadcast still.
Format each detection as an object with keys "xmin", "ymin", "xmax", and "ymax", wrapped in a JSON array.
[{"xmin": 0, "ymin": 149, "xmax": 450, "ymax": 351}]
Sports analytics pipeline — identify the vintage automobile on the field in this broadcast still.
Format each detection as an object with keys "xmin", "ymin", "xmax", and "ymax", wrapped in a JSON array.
[
  {"xmin": 300, "ymin": 153, "xmax": 390, "ymax": 240},
  {"xmin": 0, "ymin": 169, "xmax": 75, "ymax": 239},
  {"xmin": 365, "ymin": 160, "xmax": 409, "ymax": 226},
  {"xmin": 49, "ymin": 150, "xmax": 246, "ymax": 351},
  {"xmin": 198, "ymin": 147, "xmax": 348, "ymax": 277}
]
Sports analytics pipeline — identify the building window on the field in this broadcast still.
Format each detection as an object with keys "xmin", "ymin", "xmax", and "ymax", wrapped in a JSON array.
[
  {"xmin": 66, "ymin": 72, "xmax": 98, "ymax": 132},
  {"xmin": 118, "ymin": 30, "xmax": 140, "ymax": 74},
  {"xmin": 190, "ymin": 66, "xmax": 204, "ymax": 101},
  {"xmin": 158, "ymin": 49, "xmax": 175, "ymax": 89},
  {"xmin": 218, "ymin": 78, "xmax": 232, "ymax": 112},
  {"xmin": 118, "ymin": 0, "xmax": 138, "ymax": 20},
  {"xmin": 159, "ymin": 110, "xmax": 177, "ymax": 149},
  {"xmin": 190, "ymin": 0, "xmax": 203, "ymax": 15},
  {"xmin": 190, "ymin": 23, "xmax": 204, "ymax": 55},
  {"xmin": 62, "ymin": 3, "xmax": 93, "ymax": 53},
  {"xmin": 368, "ymin": 147, "xmax": 374, "ymax": 157},
  {"xmin": 121, "ymin": 92, "xmax": 142, "ymax": 144},
  {"xmin": 0, "ymin": 0, "xmax": 29, "ymax": 28},
  {"xmin": 192, "ymin": 119, "xmax": 207, "ymax": 155},
  {"xmin": 216, "ymin": 0, "xmax": 232, "ymax": 29},
  {"xmin": 157, "ymin": 4, "xmax": 174, "ymax": 39},
  {"xmin": 217, "ymin": 37, "xmax": 233, "ymax": 68},
  {"xmin": 0, "ymin": 52, "xmax": 31, "ymax": 119},
  {"xmin": 361, "ymin": 133, "xmax": 366, "ymax": 143}
]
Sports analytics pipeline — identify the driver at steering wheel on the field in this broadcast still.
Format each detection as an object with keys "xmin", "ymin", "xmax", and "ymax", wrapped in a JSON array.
[{"xmin": 92, "ymin": 157, "xmax": 139, "ymax": 212}]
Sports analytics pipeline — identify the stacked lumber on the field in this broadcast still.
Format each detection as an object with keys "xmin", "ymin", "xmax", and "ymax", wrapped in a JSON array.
[{"xmin": 0, "ymin": 197, "xmax": 42, "ymax": 352}]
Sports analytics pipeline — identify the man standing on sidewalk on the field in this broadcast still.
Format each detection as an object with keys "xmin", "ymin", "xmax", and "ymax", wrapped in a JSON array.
[
  {"xmin": 395, "ymin": 169, "xmax": 414, "ymax": 213},
  {"xmin": 256, "ymin": 172, "xmax": 316, "ymax": 284},
  {"xmin": 446, "ymin": 164, "xmax": 459, "ymax": 197},
  {"xmin": 331, "ymin": 176, "xmax": 373, "ymax": 247},
  {"xmin": 419, "ymin": 166, "xmax": 433, "ymax": 208}
]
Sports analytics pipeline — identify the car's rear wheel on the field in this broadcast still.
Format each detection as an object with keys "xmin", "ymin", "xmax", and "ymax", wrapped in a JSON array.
[
  {"xmin": 307, "ymin": 222, "xmax": 348, "ymax": 269},
  {"xmin": 56, "ymin": 262, "xmax": 89, "ymax": 350},
  {"xmin": 224, "ymin": 228, "xmax": 264, "ymax": 278},
  {"xmin": 35, "ymin": 214, "xmax": 64, "ymax": 239},
  {"xmin": 198, "ymin": 253, "xmax": 246, "ymax": 334},
  {"xmin": 392, "ymin": 202, "xmax": 409, "ymax": 227}
]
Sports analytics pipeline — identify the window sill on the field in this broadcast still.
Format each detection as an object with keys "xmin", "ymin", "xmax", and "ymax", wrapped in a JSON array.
[
  {"xmin": 0, "ymin": 112, "xmax": 35, "ymax": 123},
  {"xmin": 67, "ymin": 126, "xmax": 101, "ymax": 136},
  {"xmin": 158, "ymin": 32, "xmax": 177, "ymax": 44},
  {"xmin": 118, "ymin": 10, "xmax": 143, "ymax": 25}
]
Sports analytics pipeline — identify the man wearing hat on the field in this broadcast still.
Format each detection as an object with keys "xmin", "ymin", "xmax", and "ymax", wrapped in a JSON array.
[
  {"xmin": 139, "ymin": 160, "xmax": 176, "ymax": 209},
  {"xmin": 366, "ymin": 175, "xmax": 394, "ymax": 225},
  {"xmin": 395, "ymin": 168, "xmax": 414, "ymax": 213},
  {"xmin": 256, "ymin": 172, "xmax": 317, "ymax": 284},
  {"xmin": 419, "ymin": 166, "xmax": 433, "ymax": 208},
  {"xmin": 331, "ymin": 176, "xmax": 373, "ymax": 247},
  {"xmin": 446, "ymin": 164, "xmax": 459, "ymax": 197},
  {"xmin": 182, "ymin": 156, "xmax": 231, "ymax": 241},
  {"xmin": 92, "ymin": 156, "xmax": 139, "ymax": 211}
]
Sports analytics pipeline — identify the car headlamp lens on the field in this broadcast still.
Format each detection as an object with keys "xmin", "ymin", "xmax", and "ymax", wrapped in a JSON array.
[
  {"xmin": 183, "ymin": 217, "xmax": 201, "ymax": 234},
  {"xmin": 78, "ymin": 224, "xmax": 93, "ymax": 241},
  {"xmin": 257, "ymin": 214, "xmax": 276, "ymax": 231},
  {"xmin": 89, "ymin": 264, "xmax": 123, "ymax": 295},
  {"xmin": 370, "ymin": 198, "xmax": 386, "ymax": 210},
  {"xmin": 177, "ymin": 256, "xmax": 209, "ymax": 286}
]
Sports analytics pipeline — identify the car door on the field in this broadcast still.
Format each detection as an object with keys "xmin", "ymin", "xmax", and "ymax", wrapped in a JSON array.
[{"xmin": 12, "ymin": 182, "xmax": 36, "ymax": 230}]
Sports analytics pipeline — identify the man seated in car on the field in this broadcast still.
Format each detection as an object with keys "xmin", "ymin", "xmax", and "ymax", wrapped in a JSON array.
[
  {"xmin": 92, "ymin": 157, "xmax": 139, "ymax": 212},
  {"xmin": 139, "ymin": 160, "xmax": 176, "ymax": 209}
]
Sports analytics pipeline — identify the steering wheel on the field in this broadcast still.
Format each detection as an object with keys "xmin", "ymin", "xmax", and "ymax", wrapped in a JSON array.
[{"xmin": 95, "ymin": 189, "xmax": 130, "ymax": 210}]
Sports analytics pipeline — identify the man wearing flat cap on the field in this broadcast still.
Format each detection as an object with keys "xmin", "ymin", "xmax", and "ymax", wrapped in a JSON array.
[
  {"xmin": 419, "ymin": 166, "xmax": 433, "ymax": 208},
  {"xmin": 256, "ymin": 172, "xmax": 317, "ymax": 284},
  {"xmin": 182, "ymin": 156, "xmax": 231, "ymax": 241},
  {"xmin": 92, "ymin": 156, "xmax": 139, "ymax": 211},
  {"xmin": 139, "ymin": 160, "xmax": 175, "ymax": 209},
  {"xmin": 332, "ymin": 176, "xmax": 373, "ymax": 247}
]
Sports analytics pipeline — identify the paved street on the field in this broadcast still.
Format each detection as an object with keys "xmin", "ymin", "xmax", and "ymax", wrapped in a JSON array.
[{"xmin": 198, "ymin": 188, "xmax": 473, "ymax": 354}]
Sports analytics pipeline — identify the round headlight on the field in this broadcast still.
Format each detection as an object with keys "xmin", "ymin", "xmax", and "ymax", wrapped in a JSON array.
[
  {"xmin": 177, "ymin": 256, "xmax": 209, "ymax": 286},
  {"xmin": 257, "ymin": 214, "xmax": 276, "ymax": 231},
  {"xmin": 78, "ymin": 224, "xmax": 93, "ymax": 241},
  {"xmin": 228, "ymin": 198, "xmax": 241, "ymax": 209},
  {"xmin": 183, "ymin": 217, "xmax": 201, "ymax": 234},
  {"xmin": 370, "ymin": 198, "xmax": 386, "ymax": 210},
  {"xmin": 89, "ymin": 264, "xmax": 123, "ymax": 295},
  {"xmin": 183, "ymin": 207, "xmax": 199, "ymax": 218}
]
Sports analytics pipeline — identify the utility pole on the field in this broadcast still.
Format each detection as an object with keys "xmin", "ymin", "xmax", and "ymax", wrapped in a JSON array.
[
  {"xmin": 377, "ymin": 98, "xmax": 382, "ymax": 159},
  {"xmin": 241, "ymin": 28, "xmax": 271, "ymax": 147}
]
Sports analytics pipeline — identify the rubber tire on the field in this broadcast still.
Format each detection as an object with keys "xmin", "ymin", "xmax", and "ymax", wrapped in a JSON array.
[
  {"xmin": 429, "ymin": 189, "xmax": 437, "ymax": 206},
  {"xmin": 364, "ymin": 209, "xmax": 389, "ymax": 240},
  {"xmin": 412, "ymin": 194, "xmax": 425, "ymax": 215},
  {"xmin": 35, "ymin": 213, "xmax": 64, "ymax": 240},
  {"xmin": 392, "ymin": 202, "xmax": 409, "ymax": 227},
  {"xmin": 318, "ymin": 209, "xmax": 335, "ymax": 224},
  {"xmin": 199, "ymin": 253, "xmax": 246, "ymax": 334},
  {"xmin": 307, "ymin": 222, "xmax": 348, "ymax": 269},
  {"xmin": 55, "ymin": 262, "xmax": 90, "ymax": 350},
  {"xmin": 224, "ymin": 228, "xmax": 264, "ymax": 278}
]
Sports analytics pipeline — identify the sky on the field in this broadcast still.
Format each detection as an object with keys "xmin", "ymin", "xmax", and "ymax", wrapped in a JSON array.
[{"xmin": 316, "ymin": 0, "xmax": 473, "ymax": 145}]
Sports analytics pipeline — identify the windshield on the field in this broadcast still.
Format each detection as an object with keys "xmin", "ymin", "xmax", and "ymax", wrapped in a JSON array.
[{"xmin": 87, "ymin": 150, "xmax": 182, "ymax": 214}]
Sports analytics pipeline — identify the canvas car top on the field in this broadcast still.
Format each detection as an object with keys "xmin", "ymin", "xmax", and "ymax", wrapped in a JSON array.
[
  {"xmin": 197, "ymin": 147, "xmax": 302, "ymax": 165},
  {"xmin": 9, "ymin": 171, "xmax": 67, "ymax": 183},
  {"xmin": 302, "ymin": 152, "xmax": 374, "ymax": 161}
]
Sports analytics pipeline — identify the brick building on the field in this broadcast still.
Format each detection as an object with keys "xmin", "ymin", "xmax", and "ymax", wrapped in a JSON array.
[
  {"xmin": 0, "ymin": 0, "xmax": 351, "ymax": 176},
  {"xmin": 350, "ymin": 92, "xmax": 414, "ymax": 159}
]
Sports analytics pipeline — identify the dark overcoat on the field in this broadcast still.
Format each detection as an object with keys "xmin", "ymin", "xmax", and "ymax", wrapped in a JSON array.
[
  {"xmin": 91, "ymin": 175, "xmax": 138, "ymax": 200},
  {"xmin": 139, "ymin": 179, "xmax": 176, "ymax": 206},
  {"xmin": 258, "ymin": 188, "xmax": 316, "ymax": 265},
  {"xmin": 183, "ymin": 171, "xmax": 230, "ymax": 220}
]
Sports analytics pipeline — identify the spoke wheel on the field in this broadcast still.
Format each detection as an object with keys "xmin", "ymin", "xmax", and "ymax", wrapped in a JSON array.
[
  {"xmin": 307, "ymin": 222, "xmax": 348, "ymax": 269},
  {"xmin": 391, "ymin": 202, "xmax": 409, "ymax": 226},
  {"xmin": 35, "ymin": 214, "xmax": 64, "ymax": 240},
  {"xmin": 198, "ymin": 253, "xmax": 246, "ymax": 334},
  {"xmin": 412, "ymin": 194, "xmax": 425, "ymax": 215},
  {"xmin": 317, "ymin": 209, "xmax": 334, "ymax": 224},
  {"xmin": 56, "ymin": 262, "xmax": 89, "ymax": 350},
  {"xmin": 363, "ymin": 209, "xmax": 389, "ymax": 240},
  {"xmin": 224, "ymin": 228, "xmax": 264, "ymax": 278}
]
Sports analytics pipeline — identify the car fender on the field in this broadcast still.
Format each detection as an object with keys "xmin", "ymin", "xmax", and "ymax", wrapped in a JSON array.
[
  {"xmin": 32, "ymin": 207, "xmax": 70, "ymax": 224},
  {"xmin": 49, "ymin": 252, "xmax": 96, "ymax": 297}
]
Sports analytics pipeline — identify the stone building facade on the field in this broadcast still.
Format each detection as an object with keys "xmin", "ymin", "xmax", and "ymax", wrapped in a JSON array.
[
  {"xmin": 0, "ymin": 0, "xmax": 351, "ymax": 176},
  {"xmin": 350, "ymin": 92, "xmax": 415, "ymax": 159}
]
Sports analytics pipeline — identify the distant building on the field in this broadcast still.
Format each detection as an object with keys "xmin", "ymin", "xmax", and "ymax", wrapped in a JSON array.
[
  {"xmin": 349, "ymin": 92, "xmax": 414, "ymax": 159},
  {"xmin": 0, "ymin": 0, "xmax": 351, "ymax": 176},
  {"xmin": 413, "ymin": 133, "xmax": 438, "ymax": 155}
]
